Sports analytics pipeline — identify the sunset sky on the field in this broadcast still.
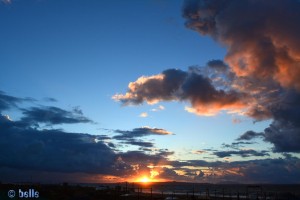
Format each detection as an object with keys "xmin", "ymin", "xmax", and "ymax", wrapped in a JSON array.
[{"xmin": 1, "ymin": 0, "xmax": 300, "ymax": 184}]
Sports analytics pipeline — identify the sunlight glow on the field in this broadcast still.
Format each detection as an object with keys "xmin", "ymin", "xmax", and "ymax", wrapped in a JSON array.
[{"xmin": 140, "ymin": 176, "xmax": 150, "ymax": 183}]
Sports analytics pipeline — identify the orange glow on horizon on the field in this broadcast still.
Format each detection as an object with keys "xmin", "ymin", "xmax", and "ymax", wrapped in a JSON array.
[
  {"xmin": 132, "ymin": 175, "xmax": 166, "ymax": 183},
  {"xmin": 140, "ymin": 176, "xmax": 150, "ymax": 183}
]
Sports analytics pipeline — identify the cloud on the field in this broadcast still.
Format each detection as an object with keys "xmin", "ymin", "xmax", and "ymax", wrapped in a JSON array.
[
  {"xmin": 2, "ymin": 111, "xmax": 296, "ymax": 185},
  {"xmin": 113, "ymin": 126, "xmax": 172, "ymax": 140},
  {"xmin": 169, "ymin": 157, "xmax": 300, "ymax": 184},
  {"xmin": 122, "ymin": 139, "xmax": 154, "ymax": 148},
  {"xmin": 151, "ymin": 105, "xmax": 165, "ymax": 112},
  {"xmin": 264, "ymin": 120, "xmax": 300, "ymax": 153},
  {"xmin": 207, "ymin": 59, "xmax": 228, "ymax": 72},
  {"xmin": 0, "ymin": 114, "xmax": 118, "ymax": 175},
  {"xmin": 236, "ymin": 125, "xmax": 300, "ymax": 153},
  {"xmin": 112, "ymin": 126, "xmax": 172, "ymax": 149},
  {"xmin": 20, "ymin": 106, "xmax": 93, "ymax": 125},
  {"xmin": 114, "ymin": 0, "xmax": 300, "ymax": 153},
  {"xmin": 0, "ymin": 110, "xmax": 179, "ymax": 183},
  {"xmin": 43, "ymin": 97, "xmax": 58, "ymax": 102},
  {"xmin": 113, "ymin": 68, "xmax": 246, "ymax": 116},
  {"xmin": 139, "ymin": 112, "xmax": 148, "ymax": 118},
  {"xmin": 237, "ymin": 90, "xmax": 300, "ymax": 152},
  {"xmin": 237, "ymin": 131, "xmax": 265, "ymax": 141},
  {"xmin": 183, "ymin": 0, "xmax": 300, "ymax": 90},
  {"xmin": 113, "ymin": 70, "xmax": 186, "ymax": 105},
  {"xmin": 0, "ymin": 91, "xmax": 33, "ymax": 112},
  {"xmin": 119, "ymin": 150, "xmax": 173, "ymax": 165},
  {"xmin": 191, "ymin": 150, "xmax": 206, "ymax": 154},
  {"xmin": 221, "ymin": 141, "xmax": 255, "ymax": 150},
  {"xmin": 213, "ymin": 149, "xmax": 270, "ymax": 158}
]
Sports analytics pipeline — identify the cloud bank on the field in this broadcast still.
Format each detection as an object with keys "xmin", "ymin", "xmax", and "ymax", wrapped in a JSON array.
[
  {"xmin": 113, "ymin": 68, "xmax": 246, "ymax": 116},
  {"xmin": 114, "ymin": 0, "xmax": 300, "ymax": 154}
]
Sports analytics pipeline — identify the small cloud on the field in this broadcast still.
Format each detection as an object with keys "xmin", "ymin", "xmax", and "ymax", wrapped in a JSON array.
[
  {"xmin": 21, "ymin": 106, "xmax": 93, "ymax": 125},
  {"xmin": 139, "ymin": 112, "xmax": 148, "ymax": 118},
  {"xmin": 113, "ymin": 126, "xmax": 172, "ymax": 140},
  {"xmin": 122, "ymin": 139, "xmax": 154, "ymax": 148},
  {"xmin": 43, "ymin": 97, "xmax": 58, "ymax": 102},
  {"xmin": 237, "ymin": 131, "xmax": 265, "ymax": 141},
  {"xmin": 158, "ymin": 105, "xmax": 165, "ymax": 110},
  {"xmin": 191, "ymin": 150, "xmax": 206, "ymax": 154},
  {"xmin": 213, "ymin": 149, "xmax": 270, "ymax": 158},
  {"xmin": 151, "ymin": 105, "xmax": 165, "ymax": 112}
]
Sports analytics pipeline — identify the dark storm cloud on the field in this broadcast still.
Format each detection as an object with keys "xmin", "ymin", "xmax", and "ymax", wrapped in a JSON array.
[
  {"xmin": 261, "ymin": 90, "xmax": 300, "ymax": 152},
  {"xmin": 113, "ymin": 126, "xmax": 169, "ymax": 150},
  {"xmin": 207, "ymin": 59, "xmax": 228, "ymax": 72},
  {"xmin": 158, "ymin": 168, "xmax": 188, "ymax": 181},
  {"xmin": 237, "ymin": 130, "xmax": 264, "ymax": 141},
  {"xmin": 96, "ymin": 135, "xmax": 111, "ymax": 140},
  {"xmin": 114, "ymin": 68, "xmax": 246, "ymax": 116},
  {"xmin": 221, "ymin": 141, "xmax": 255, "ymax": 150},
  {"xmin": 113, "ymin": 126, "xmax": 172, "ymax": 140},
  {"xmin": 232, "ymin": 157, "xmax": 300, "ymax": 184},
  {"xmin": 264, "ymin": 120, "xmax": 300, "ymax": 153},
  {"xmin": 168, "ymin": 157, "xmax": 300, "ymax": 183},
  {"xmin": 0, "ymin": 90, "xmax": 33, "ymax": 112},
  {"xmin": 238, "ymin": 125, "xmax": 300, "ymax": 153},
  {"xmin": 122, "ymin": 139, "xmax": 154, "ymax": 148},
  {"xmin": 21, "ymin": 106, "xmax": 93, "ymax": 125},
  {"xmin": 236, "ymin": 90, "xmax": 300, "ymax": 152},
  {"xmin": 270, "ymin": 90, "xmax": 300, "ymax": 126},
  {"xmin": 0, "ymin": 114, "xmax": 119, "ymax": 174},
  {"xmin": 0, "ymin": 91, "xmax": 184, "ymax": 182},
  {"xmin": 213, "ymin": 149, "xmax": 269, "ymax": 158},
  {"xmin": 119, "ymin": 150, "xmax": 173, "ymax": 165},
  {"xmin": 0, "ymin": 110, "xmax": 180, "ymax": 182}
]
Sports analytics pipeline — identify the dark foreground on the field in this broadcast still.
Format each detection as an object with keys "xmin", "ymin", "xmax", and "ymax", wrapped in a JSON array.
[{"xmin": 0, "ymin": 182, "xmax": 299, "ymax": 200}]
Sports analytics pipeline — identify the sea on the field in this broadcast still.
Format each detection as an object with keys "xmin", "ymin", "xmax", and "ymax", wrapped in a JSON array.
[{"xmin": 78, "ymin": 182, "xmax": 300, "ymax": 199}]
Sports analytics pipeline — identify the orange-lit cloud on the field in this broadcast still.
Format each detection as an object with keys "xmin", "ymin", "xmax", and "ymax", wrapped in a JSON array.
[
  {"xmin": 113, "ymin": 68, "xmax": 248, "ymax": 116},
  {"xmin": 184, "ymin": 0, "xmax": 300, "ymax": 91}
]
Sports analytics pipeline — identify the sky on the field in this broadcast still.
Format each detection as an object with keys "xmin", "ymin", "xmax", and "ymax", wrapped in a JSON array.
[{"xmin": 1, "ymin": 0, "xmax": 300, "ymax": 184}]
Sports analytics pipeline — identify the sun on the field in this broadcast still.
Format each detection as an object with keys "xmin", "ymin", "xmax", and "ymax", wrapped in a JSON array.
[{"xmin": 139, "ymin": 176, "xmax": 150, "ymax": 183}]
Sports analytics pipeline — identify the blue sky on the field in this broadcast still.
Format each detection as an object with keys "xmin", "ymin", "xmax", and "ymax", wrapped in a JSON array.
[{"xmin": 1, "ymin": 0, "xmax": 300, "ymax": 184}]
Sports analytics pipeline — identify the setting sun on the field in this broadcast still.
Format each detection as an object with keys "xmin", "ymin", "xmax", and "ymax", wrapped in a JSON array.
[{"xmin": 139, "ymin": 176, "xmax": 150, "ymax": 183}]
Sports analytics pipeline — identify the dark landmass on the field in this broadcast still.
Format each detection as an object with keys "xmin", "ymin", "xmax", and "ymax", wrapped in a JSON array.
[{"xmin": 0, "ymin": 182, "xmax": 299, "ymax": 200}]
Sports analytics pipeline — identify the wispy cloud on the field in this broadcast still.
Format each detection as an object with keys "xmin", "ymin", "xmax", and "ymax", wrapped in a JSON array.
[
  {"xmin": 213, "ymin": 149, "xmax": 270, "ymax": 158},
  {"xmin": 0, "ymin": 90, "xmax": 34, "ymax": 112},
  {"xmin": 20, "ymin": 106, "xmax": 93, "ymax": 125},
  {"xmin": 113, "ymin": 126, "xmax": 172, "ymax": 140},
  {"xmin": 237, "ymin": 131, "xmax": 265, "ymax": 141},
  {"xmin": 139, "ymin": 112, "xmax": 148, "ymax": 118},
  {"xmin": 151, "ymin": 105, "xmax": 165, "ymax": 112}
]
